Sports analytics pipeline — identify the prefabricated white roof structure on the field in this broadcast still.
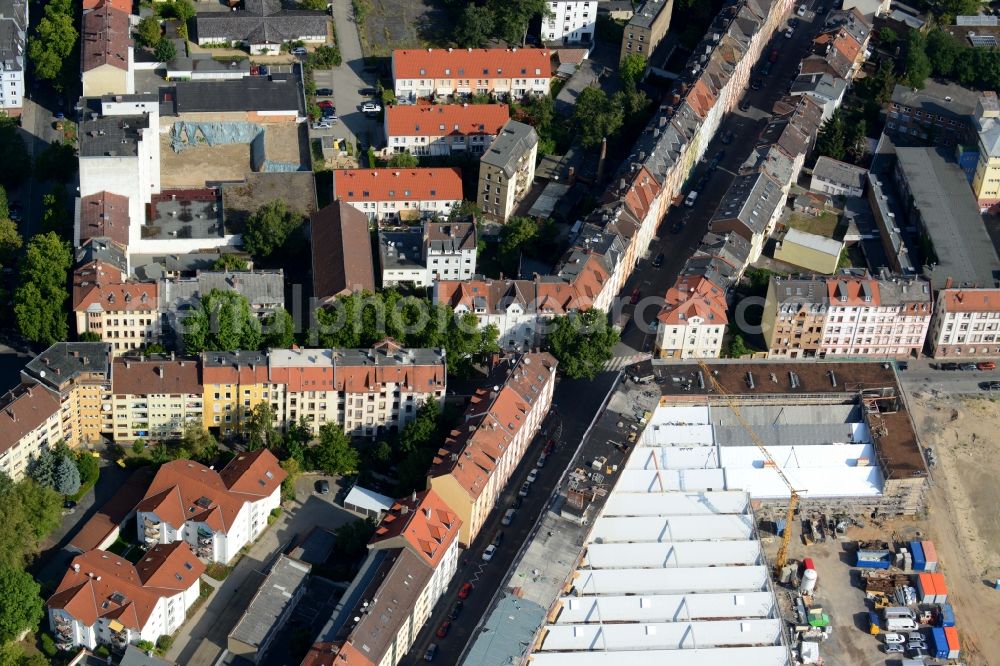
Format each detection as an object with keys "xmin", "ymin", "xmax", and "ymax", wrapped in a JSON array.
[
  {"xmin": 530, "ymin": 647, "xmax": 790, "ymax": 666},
  {"xmin": 573, "ymin": 566, "xmax": 771, "ymax": 595},
  {"xmin": 540, "ymin": 618, "xmax": 783, "ymax": 651},
  {"xmin": 600, "ymin": 491, "xmax": 750, "ymax": 517},
  {"xmin": 554, "ymin": 592, "xmax": 778, "ymax": 624},
  {"xmin": 343, "ymin": 484, "xmax": 393, "ymax": 514},
  {"xmin": 585, "ymin": 540, "xmax": 762, "ymax": 568}
]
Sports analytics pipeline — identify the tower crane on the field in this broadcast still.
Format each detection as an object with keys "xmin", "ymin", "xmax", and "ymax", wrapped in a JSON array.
[{"xmin": 697, "ymin": 361, "xmax": 803, "ymax": 577}]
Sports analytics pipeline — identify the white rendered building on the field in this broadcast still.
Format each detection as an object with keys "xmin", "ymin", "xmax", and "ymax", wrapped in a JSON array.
[{"xmin": 544, "ymin": 0, "xmax": 600, "ymax": 43}]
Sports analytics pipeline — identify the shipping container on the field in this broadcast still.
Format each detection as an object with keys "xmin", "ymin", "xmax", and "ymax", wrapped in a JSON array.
[
  {"xmin": 922, "ymin": 540, "xmax": 939, "ymax": 572},
  {"xmin": 856, "ymin": 550, "xmax": 891, "ymax": 569},
  {"xmin": 939, "ymin": 603, "xmax": 955, "ymax": 627},
  {"xmin": 917, "ymin": 573, "xmax": 936, "ymax": 603},
  {"xmin": 945, "ymin": 626, "xmax": 960, "ymax": 659},
  {"xmin": 910, "ymin": 541, "xmax": 926, "ymax": 571},
  {"xmin": 933, "ymin": 572, "xmax": 949, "ymax": 603},
  {"xmin": 931, "ymin": 627, "xmax": 949, "ymax": 659}
]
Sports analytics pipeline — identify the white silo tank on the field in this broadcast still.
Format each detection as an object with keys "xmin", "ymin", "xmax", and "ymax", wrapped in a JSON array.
[{"xmin": 800, "ymin": 568, "xmax": 818, "ymax": 594}]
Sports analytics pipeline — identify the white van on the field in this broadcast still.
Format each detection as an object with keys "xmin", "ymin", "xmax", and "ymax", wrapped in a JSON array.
[
  {"xmin": 502, "ymin": 509, "xmax": 516, "ymax": 525},
  {"xmin": 684, "ymin": 191, "xmax": 699, "ymax": 207}
]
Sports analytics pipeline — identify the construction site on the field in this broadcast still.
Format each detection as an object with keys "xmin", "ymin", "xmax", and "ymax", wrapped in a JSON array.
[{"xmin": 506, "ymin": 360, "xmax": 988, "ymax": 666}]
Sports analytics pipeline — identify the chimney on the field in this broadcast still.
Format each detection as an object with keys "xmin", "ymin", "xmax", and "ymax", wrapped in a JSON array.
[
  {"xmin": 596, "ymin": 137, "xmax": 608, "ymax": 184},
  {"xmin": 945, "ymin": 276, "xmax": 954, "ymax": 290},
  {"xmin": 567, "ymin": 166, "xmax": 576, "ymax": 186}
]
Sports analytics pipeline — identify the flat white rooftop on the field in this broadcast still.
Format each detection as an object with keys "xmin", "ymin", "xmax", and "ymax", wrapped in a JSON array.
[
  {"xmin": 573, "ymin": 566, "xmax": 770, "ymax": 596},
  {"xmin": 590, "ymin": 514, "xmax": 755, "ymax": 543},
  {"xmin": 600, "ymin": 490, "xmax": 751, "ymax": 517},
  {"xmin": 540, "ymin": 618, "xmax": 783, "ymax": 651},
  {"xmin": 553, "ymin": 592, "xmax": 777, "ymax": 624},
  {"xmin": 529, "ymin": 646, "xmax": 790, "ymax": 665},
  {"xmin": 584, "ymin": 540, "xmax": 762, "ymax": 568}
]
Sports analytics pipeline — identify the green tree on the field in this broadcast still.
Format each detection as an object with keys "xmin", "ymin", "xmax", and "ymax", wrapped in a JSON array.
[
  {"xmin": 455, "ymin": 4, "xmax": 495, "ymax": 48},
  {"xmin": 135, "ymin": 16, "xmax": 162, "ymax": 48},
  {"xmin": 488, "ymin": 0, "xmax": 547, "ymax": 46},
  {"xmin": 27, "ymin": 450, "xmax": 57, "ymax": 489},
  {"xmin": 263, "ymin": 307, "xmax": 296, "ymax": 349},
  {"xmin": 939, "ymin": 0, "xmax": 980, "ymax": 20},
  {"xmin": 14, "ymin": 232, "xmax": 72, "ymax": 345},
  {"xmin": 155, "ymin": 635, "xmax": 174, "ymax": 653},
  {"xmin": 815, "ymin": 109, "xmax": 846, "ymax": 161},
  {"xmin": 54, "ymin": 455, "xmax": 81, "ymax": 495},
  {"xmin": 212, "ymin": 254, "xmax": 249, "ymax": 271},
  {"xmin": 846, "ymin": 118, "xmax": 868, "ymax": 162},
  {"xmin": 619, "ymin": 53, "xmax": 647, "ymax": 87},
  {"xmin": 878, "ymin": 27, "xmax": 897, "ymax": 47},
  {"xmin": 498, "ymin": 215, "xmax": 539, "ymax": 274},
  {"xmin": 371, "ymin": 440, "xmax": 393, "ymax": 465},
  {"xmin": 310, "ymin": 423, "xmax": 359, "ymax": 475},
  {"xmin": 280, "ymin": 456, "xmax": 301, "ymax": 501},
  {"xmin": 78, "ymin": 331, "xmax": 102, "ymax": 342},
  {"xmin": 0, "ymin": 475, "xmax": 62, "ymax": 569},
  {"xmin": 245, "ymin": 403, "xmax": 280, "ymax": 451},
  {"xmin": 41, "ymin": 187, "xmax": 72, "ymax": 239},
  {"xmin": 0, "ymin": 118, "xmax": 31, "ymax": 191},
  {"xmin": 300, "ymin": 0, "xmax": 327, "ymax": 9},
  {"xmin": 182, "ymin": 423, "xmax": 218, "ymax": 462},
  {"xmin": 29, "ymin": 0, "xmax": 77, "ymax": 87},
  {"xmin": 182, "ymin": 289, "xmax": 263, "ymax": 353},
  {"xmin": 0, "ymin": 566, "xmax": 43, "ymax": 642},
  {"xmin": 726, "ymin": 333, "xmax": 752, "ymax": 358},
  {"xmin": 572, "ymin": 87, "xmax": 624, "ymax": 149},
  {"xmin": 905, "ymin": 30, "xmax": 931, "ymax": 89},
  {"xmin": 132, "ymin": 438, "xmax": 147, "ymax": 455},
  {"xmin": 243, "ymin": 200, "xmax": 300, "ymax": 259},
  {"xmin": 167, "ymin": 0, "xmax": 196, "ymax": 23},
  {"xmin": 386, "ymin": 152, "xmax": 419, "ymax": 168},
  {"xmin": 34, "ymin": 141, "xmax": 76, "ymax": 183},
  {"xmin": 925, "ymin": 28, "xmax": 962, "ymax": 77},
  {"xmin": 545, "ymin": 309, "xmax": 619, "ymax": 380},
  {"xmin": 75, "ymin": 451, "xmax": 100, "ymax": 488},
  {"xmin": 154, "ymin": 38, "xmax": 177, "ymax": 62}
]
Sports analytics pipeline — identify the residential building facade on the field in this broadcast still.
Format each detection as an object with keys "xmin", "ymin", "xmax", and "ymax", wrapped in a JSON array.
[
  {"xmin": 477, "ymin": 120, "xmax": 539, "ymax": 223},
  {"xmin": 619, "ymin": 0, "xmax": 673, "ymax": 63},
  {"xmin": 111, "ymin": 357, "xmax": 203, "ymax": 442},
  {"xmin": 136, "ymin": 450, "xmax": 285, "ymax": 563},
  {"xmin": 73, "ymin": 262, "xmax": 160, "ymax": 355},
  {"xmin": 333, "ymin": 168, "xmax": 464, "ymax": 222},
  {"xmin": 0, "ymin": 0, "xmax": 27, "ymax": 114},
  {"xmin": 810, "ymin": 155, "xmax": 868, "ymax": 196},
  {"xmin": 545, "ymin": 0, "xmax": 600, "ymax": 44},
  {"xmin": 384, "ymin": 103, "xmax": 509, "ymax": 156},
  {"xmin": 380, "ymin": 220, "xmax": 477, "ymax": 287},
  {"xmin": 202, "ymin": 351, "xmax": 269, "ymax": 439},
  {"xmin": 929, "ymin": 288, "xmax": 1000, "ymax": 357},
  {"xmin": 971, "ymin": 91, "xmax": 1000, "ymax": 210},
  {"xmin": 47, "ymin": 542, "xmax": 205, "ymax": 651},
  {"xmin": 80, "ymin": 3, "xmax": 133, "ymax": 97},
  {"xmin": 392, "ymin": 48, "xmax": 551, "ymax": 101},
  {"xmin": 885, "ymin": 81, "xmax": 976, "ymax": 148},
  {"xmin": 429, "ymin": 352, "xmax": 557, "ymax": 546},
  {"xmin": 0, "ymin": 385, "xmax": 63, "ymax": 482},
  {"xmin": 654, "ymin": 275, "xmax": 728, "ymax": 358}
]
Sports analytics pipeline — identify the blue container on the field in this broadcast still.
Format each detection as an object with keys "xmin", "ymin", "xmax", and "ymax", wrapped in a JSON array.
[
  {"xmin": 931, "ymin": 627, "xmax": 949, "ymax": 659},
  {"xmin": 940, "ymin": 603, "xmax": 955, "ymax": 627},
  {"xmin": 856, "ymin": 550, "xmax": 891, "ymax": 569},
  {"xmin": 911, "ymin": 541, "xmax": 926, "ymax": 571}
]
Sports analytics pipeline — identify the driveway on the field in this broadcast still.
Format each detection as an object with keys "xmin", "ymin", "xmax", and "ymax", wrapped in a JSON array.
[{"xmin": 166, "ymin": 489, "xmax": 360, "ymax": 665}]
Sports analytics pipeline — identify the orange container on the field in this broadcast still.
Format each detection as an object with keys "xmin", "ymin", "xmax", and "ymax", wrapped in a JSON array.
[
  {"xmin": 933, "ymin": 572, "xmax": 948, "ymax": 602},
  {"xmin": 944, "ymin": 626, "xmax": 960, "ymax": 658}
]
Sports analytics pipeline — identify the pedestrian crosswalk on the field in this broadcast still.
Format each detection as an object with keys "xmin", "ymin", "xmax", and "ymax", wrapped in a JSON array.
[{"xmin": 604, "ymin": 353, "xmax": 652, "ymax": 372}]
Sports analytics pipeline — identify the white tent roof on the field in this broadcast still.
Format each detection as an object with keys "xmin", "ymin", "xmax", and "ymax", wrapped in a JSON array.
[
  {"xmin": 615, "ymin": 468, "xmax": 728, "ymax": 493},
  {"xmin": 529, "ymin": 646, "xmax": 790, "ymax": 665},
  {"xmin": 343, "ymin": 484, "xmax": 393, "ymax": 513},
  {"xmin": 539, "ymin": 619, "xmax": 783, "ymax": 651},
  {"xmin": 650, "ymin": 405, "xmax": 711, "ymax": 425},
  {"xmin": 585, "ymin": 540, "xmax": 762, "ymax": 568},
  {"xmin": 600, "ymin": 491, "xmax": 750, "ymax": 516},
  {"xmin": 641, "ymin": 423, "xmax": 715, "ymax": 445},
  {"xmin": 590, "ymin": 515, "xmax": 755, "ymax": 543},
  {"xmin": 554, "ymin": 592, "xmax": 777, "ymax": 624},
  {"xmin": 573, "ymin": 566, "xmax": 770, "ymax": 596}
]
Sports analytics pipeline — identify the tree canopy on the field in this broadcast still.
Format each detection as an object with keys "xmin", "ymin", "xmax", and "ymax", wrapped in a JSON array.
[
  {"xmin": 135, "ymin": 16, "xmax": 162, "ymax": 48},
  {"xmin": 311, "ymin": 423, "xmax": 359, "ymax": 475},
  {"xmin": 0, "ymin": 119, "xmax": 31, "ymax": 191},
  {"xmin": 572, "ymin": 87, "xmax": 624, "ymax": 149},
  {"xmin": 182, "ymin": 289, "xmax": 263, "ymax": 353},
  {"xmin": 28, "ymin": 0, "xmax": 77, "ymax": 89},
  {"xmin": 263, "ymin": 307, "xmax": 296, "ymax": 349},
  {"xmin": 386, "ymin": 152, "xmax": 419, "ymax": 168},
  {"xmin": 15, "ymin": 232, "xmax": 72, "ymax": 345},
  {"xmin": 545, "ymin": 309, "xmax": 619, "ymax": 380},
  {"xmin": 904, "ymin": 30, "xmax": 931, "ymax": 89},
  {"xmin": 34, "ymin": 141, "xmax": 77, "ymax": 184},
  {"xmin": 154, "ymin": 39, "xmax": 177, "ymax": 63},
  {"xmin": 815, "ymin": 108, "xmax": 847, "ymax": 162},
  {"xmin": 0, "ymin": 186, "xmax": 22, "ymax": 267},
  {"xmin": 242, "ymin": 200, "xmax": 302, "ymax": 259},
  {"xmin": 455, "ymin": 4, "xmax": 495, "ymax": 48},
  {"xmin": 0, "ymin": 567, "xmax": 43, "ymax": 643},
  {"xmin": 212, "ymin": 254, "xmax": 250, "ymax": 271},
  {"xmin": 0, "ymin": 474, "xmax": 63, "ymax": 569},
  {"xmin": 620, "ymin": 53, "xmax": 647, "ymax": 87}
]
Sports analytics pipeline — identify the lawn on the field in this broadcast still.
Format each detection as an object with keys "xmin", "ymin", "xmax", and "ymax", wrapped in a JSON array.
[{"xmin": 786, "ymin": 211, "xmax": 841, "ymax": 239}]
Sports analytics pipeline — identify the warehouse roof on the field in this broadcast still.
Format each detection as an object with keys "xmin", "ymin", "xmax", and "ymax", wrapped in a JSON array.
[{"xmin": 172, "ymin": 75, "xmax": 301, "ymax": 114}]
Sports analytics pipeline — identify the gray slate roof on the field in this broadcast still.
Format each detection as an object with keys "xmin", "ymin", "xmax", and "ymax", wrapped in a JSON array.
[
  {"xmin": 160, "ymin": 270, "xmax": 286, "ymax": 311},
  {"xmin": 229, "ymin": 555, "xmax": 310, "ymax": 649},
  {"xmin": 172, "ymin": 75, "xmax": 301, "ymax": 114},
  {"xmin": 481, "ymin": 120, "xmax": 538, "ymax": 177},
  {"xmin": 196, "ymin": 0, "xmax": 327, "ymax": 44}
]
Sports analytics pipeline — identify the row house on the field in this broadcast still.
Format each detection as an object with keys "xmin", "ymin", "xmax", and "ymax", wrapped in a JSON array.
[
  {"xmin": 709, "ymin": 171, "xmax": 785, "ymax": 263},
  {"xmin": 383, "ymin": 103, "xmax": 509, "ymax": 157},
  {"xmin": 930, "ymin": 288, "xmax": 1000, "ymax": 357},
  {"xmin": 111, "ymin": 356, "xmax": 203, "ymax": 442},
  {"xmin": 201, "ymin": 351, "xmax": 270, "ymax": 439},
  {"xmin": 546, "ymin": 0, "xmax": 600, "ymax": 44},
  {"xmin": 47, "ymin": 542, "xmax": 205, "ymax": 652},
  {"xmin": 655, "ymin": 275, "xmax": 729, "ymax": 359},
  {"xmin": 267, "ymin": 339, "xmax": 447, "ymax": 438},
  {"xmin": 428, "ymin": 352, "xmax": 557, "ymax": 546},
  {"xmin": 301, "ymin": 490, "xmax": 461, "ymax": 666},
  {"xmin": 81, "ymin": 2, "xmax": 133, "ymax": 98},
  {"xmin": 136, "ymin": 449, "xmax": 285, "ymax": 563},
  {"xmin": 762, "ymin": 271, "xmax": 933, "ymax": 359},
  {"xmin": 333, "ymin": 168, "xmax": 464, "ymax": 222},
  {"xmin": 392, "ymin": 48, "xmax": 551, "ymax": 101}
]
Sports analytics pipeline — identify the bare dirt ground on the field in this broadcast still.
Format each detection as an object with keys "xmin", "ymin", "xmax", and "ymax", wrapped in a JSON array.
[
  {"xmin": 358, "ymin": 0, "xmax": 445, "ymax": 56},
  {"xmin": 262, "ymin": 123, "xmax": 309, "ymax": 165},
  {"xmin": 908, "ymin": 393, "xmax": 1000, "ymax": 665},
  {"xmin": 160, "ymin": 135, "xmax": 253, "ymax": 188}
]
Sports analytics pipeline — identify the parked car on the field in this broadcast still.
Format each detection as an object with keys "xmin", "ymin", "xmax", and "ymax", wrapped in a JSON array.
[
  {"xmin": 458, "ymin": 582, "xmax": 474, "ymax": 599},
  {"xmin": 358, "ymin": 87, "xmax": 376, "ymax": 96},
  {"xmin": 493, "ymin": 532, "xmax": 504, "ymax": 547},
  {"xmin": 980, "ymin": 381, "xmax": 1000, "ymax": 391},
  {"xmin": 526, "ymin": 468, "xmax": 538, "ymax": 483},
  {"xmin": 785, "ymin": 27, "xmax": 794, "ymax": 38},
  {"xmin": 630, "ymin": 288, "xmax": 641, "ymax": 304},
  {"xmin": 884, "ymin": 644, "xmax": 904, "ymax": 653},
  {"xmin": 63, "ymin": 500, "xmax": 77, "ymax": 509},
  {"xmin": 896, "ymin": 361, "xmax": 909, "ymax": 371},
  {"xmin": 312, "ymin": 121, "xmax": 333, "ymax": 130},
  {"xmin": 316, "ymin": 87, "xmax": 333, "ymax": 96},
  {"xmin": 789, "ymin": 16, "xmax": 799, "ymax": 27},
  {"xmin": 8, "ymin": 203, "xmax": 22, "ymax": 221},
  {"xmin": 652, "ymin": 252, "xmax": 664, "ymax": 268},
  {"xmin": 739, "ymin": 98, "xmax": 752, "ymax": 111},
  {"xmin": 512, "ymin": 495, "xmax": 523, "ymax": 509},
  {"xmin": 761, "ymin": 62, "xmax": 772, "ymax": 77},
  {"xmin": 720, "ymin": 130, "xmax": 734, "ymax": 144},
  {"xmin": 960, "ymin": 363, "xmax": 978, "ymax": 371},
  {"xmin": 502, "ymin": 508, "xmax": 516, "ymax": 525},
  {"xmin": 544, "ymin": 439, "xmax": 556, "ymax": 456},
  {"xmin": 883, "ymin": 633, "xmax": 905, "ymax": 644},
  {"xmin": 536, "ymin": 454, "xmax": 547, "ymax": 468},
  {"xmin": 769, "ymin": 48, "xmax": 779, "ymax": 63},
  {"xmin": 258, "ymin": 65, "xmax": 269, "ymax": 76},
  {"xmin": 482, "ymin": 545, "xmax": 497, "ymax": 561},
  {"xmin": 291, "ymin": 46, "xmax": 308, "ymax": 56},
  {"xmin": 518, "ymin": 482, "xmax": 530, "ymax": 497},
  {"xmin": 797, "ymin": 3, "xmax": 807, "ymax": 15},
  {"xmin": 436, "ymin": 621, "xmax": 451, "ymax": 638},
  {"xmin": 424, "ymin": 644, "xmax": 438, "ymax": 661},
  {"xmin": 361, "ymin": 102, "xmax": 382, "ymax": 113},
  {"xmin": 750, "ymin": 77, "xmax": 763, "ymax": 90},
  {"xmin": 941, "ymin": 362, "xmax": 960, "ymax": 370},
  {"xmin": 315, "ymin": 479, "xmax": 330, "ymax": 494},
  {"xmin": 449, "ymin": 602, "xmax": 464, "ymax": 620},
  {"xmin": 978, "ymin": 361, "xmax": 996, "ymax": 370}
]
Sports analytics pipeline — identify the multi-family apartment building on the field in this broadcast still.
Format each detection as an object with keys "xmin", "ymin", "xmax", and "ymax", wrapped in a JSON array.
[
  {"xmin": 383, "ymin": 103, "xmax": 509, "ymax": 156},
  {"xmin": 762, "ymin": 272, "xmax": 933, "ymax": 359},
  {"xmin": 0, "ymin": 0, "xmax": 27, "ymax": 115},
  {"xmin": 545, "ymin": 0, "xmax": 600, "ymax": 44},
  {"xmin": 136, "ymin": 449, "xmax": 285, "ymax": 563},
  {"xmin": 708, "ymin": 171, "xmax": 785, "ymax": 263},
  {"xmin": 73, "ymin": 260, "xmax": 159, "ymax": 355},
  {"xmin": 48, "ymin": 542, "xmax": 205, "ymax": 651},
  {"xmin": 810, "ymin": 155, "xmax": 867, "ymax": 197},
  {"xmin": 302, "ymin": 490, "xmax": 461, "ymax": 666},
  {"xmin": 0, "ymin": 385, "xmax": 63, "ymax": 482},
  {"xmin": 379, "ymin": 220, "xmax": 477, "ymax": 287},
  {"xmin": 267, "ymin": 340, "xmax": 447, "ymax": 438},
  {"xmin": 477, "ymin": 120, "xmax": 538, "ymax": 223},
  {"xmin": 885, "ymin": 80, "xmax": 976, "ymax": 148},
  {"xmin": 80, "ymin": 3, "xmax": 133, "ymax": 97},
  {"xmin": 970, "ymin": 91, "xmax": 1000, "ymax": 211},
  {"xmin": 654, "ymin": 275, "xmax": 728, "ymax": 359},
  {"xmin": 929, "ymin": 288, "xmax": 1000, "ymax": 357},
  {"xmin": 392, "ymin": 48, "xmax": 551, "ymax": 101},
  {"xmin": 202, "ymin": 351, "xmax": 269, "ymax": 439},
  {"xmin": 429, "ymin": 352, "xmax": 556, "ymax": 546},
  {"xmin": 110, "ymin": 356, "xmax": 203, "ymax": 442},
  {"xmin": 333, "ymin": 168, "xmax": 464, "ymax": 222},
  {"xmin": 620, "ymin": 0, "xmax": 673, "ymax": 63}
]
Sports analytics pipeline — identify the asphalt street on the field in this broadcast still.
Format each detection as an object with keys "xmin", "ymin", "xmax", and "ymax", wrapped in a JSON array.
[
  {"xmin": 616, "ymin": 1, "xmax": 827, "ymax": 356},
  {"xmin": 400, "ymin": 372, "xmax": 620, "ymax": 665},
  {"xmin": 895, "ymin": 359, "xmax": 1000, "ymax": 396}
]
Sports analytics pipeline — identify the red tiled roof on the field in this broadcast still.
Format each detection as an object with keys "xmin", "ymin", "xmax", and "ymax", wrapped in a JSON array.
[
  {"xmin": 79, "ymin": 192, "xmax": 130, "ymax": 247},
  {"xmin": 658, "ymin": 275, "xmax": 729, "ymax": 326},
  {"xmin": 83, "ymin": 0, "xmax": 132, "ymax": 12},
  {"xmin": 369, "ymin": 489, "xmax": 460, "ymax": 567},
  {"xmin": 385, "ymin": 103, "xmax": 509, "ymax": 138},
  {"xmin": 333, "ymin": 168, "xmax": 464, "ymax": 203},
  {"xmin": 939, "ymin": 288, "xmax": 1000, "ymax": 312},
  {"xmin": 219, "ymin": 449, "xmax": 286, "ymax": 499},
  {"xmin": 0, "ymin": 385, "xmax": 61, "ymax": 457},
  {"xmin": 392, "ymin": 48, "xmax": 551, "ymax": 80},
  {"xmin": 825, "ymin": 275, "xmax": 881, "ymax": 306},
  {"xmin": 73, "ymin": 279, "xmax": 158, "ymax": 314},
  {"xmin": 112, "ymin": 358, "xmax": 201, "ymax": 395},
  {"xmin": 137, "ymin": 460, "xmax": 242, "ymax": 534},
  {"xmin": 134, "ymin": 540, "xmax": 206, "ymax": 590},
  {"xmin": 81, "ymin": 4, "xmax": 132, "ymax": 74},
  {"xmin": 310, "ymin": 201, "xmax": 375, "ymax": 301}
]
